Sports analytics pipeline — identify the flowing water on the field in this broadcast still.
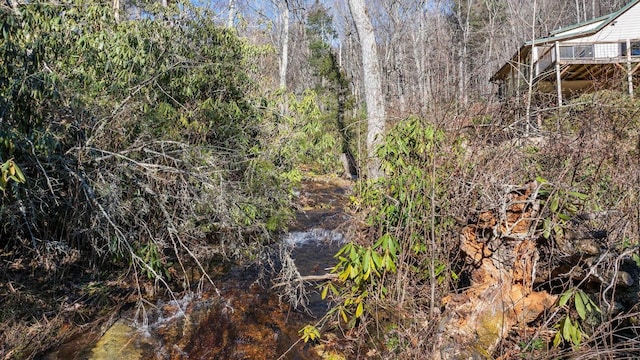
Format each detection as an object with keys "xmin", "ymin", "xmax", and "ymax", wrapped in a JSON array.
[{"xmin": 44, "ymin": 177, "xmax": 352, "ymax": 359}]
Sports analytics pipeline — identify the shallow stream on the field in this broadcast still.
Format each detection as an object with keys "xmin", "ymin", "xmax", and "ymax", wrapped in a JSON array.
[{"xmin": 45, "ymin": 178, "xmax": 352, "ymax": 359}]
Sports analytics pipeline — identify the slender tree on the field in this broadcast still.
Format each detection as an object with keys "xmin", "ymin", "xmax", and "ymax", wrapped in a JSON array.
[
  {"xmin": 348, "ymin": 0, "xmax": 386, "ymax": 179},
  {"xmin": 279, "ymin": 0, "xmax": 290, "ymax": 89},
  {"xmin": 228, "ymin": 0, "xmax": 235, "ymax": 28}
]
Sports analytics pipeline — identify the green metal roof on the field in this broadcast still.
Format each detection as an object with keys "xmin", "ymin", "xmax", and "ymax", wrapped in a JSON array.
[{"xmin": 547, "ymin": 14, "xmax": 609, "ymax": 37}]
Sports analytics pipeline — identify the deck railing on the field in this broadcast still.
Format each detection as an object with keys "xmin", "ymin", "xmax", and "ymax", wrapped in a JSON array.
[{"xmin": 532, "ymin": 40, "xmax": 640, "ymax": 78}]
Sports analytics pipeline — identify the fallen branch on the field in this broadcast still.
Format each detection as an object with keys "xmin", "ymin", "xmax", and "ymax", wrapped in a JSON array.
[{"xmin": 271, "ymin": 273, "xmax": 337, "ymax": 289}]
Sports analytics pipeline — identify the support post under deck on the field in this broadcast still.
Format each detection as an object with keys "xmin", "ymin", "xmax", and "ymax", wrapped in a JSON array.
[
  {"xmin": 627, "ymin": 39, "xmax": 634, "ymax": 96},
  {"xmin": 554, "ymin": 42, "xmax": 562, "ymax": 107}
]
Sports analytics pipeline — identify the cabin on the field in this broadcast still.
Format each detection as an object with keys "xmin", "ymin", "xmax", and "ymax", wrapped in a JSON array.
[{"xmin": 491, "ymin": 0, "xmax": 640, "ymax": 106}]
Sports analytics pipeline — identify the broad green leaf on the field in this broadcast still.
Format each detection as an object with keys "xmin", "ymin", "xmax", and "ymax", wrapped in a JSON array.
[
  {"xmin": 569, "ymin": 321, "xmax": 582, "ymax": 347},
  {"xmin": 575, "ymin": 292, "xmax": 586, "ymax": 320},
  {"xmin": 355, "ymin": 302, "xmax": 364, "ymax": 318},
  {"xmin": 349, "ymin": 264, "xmax": 358, "ymax": 279},
  {"xmin": 363, "ymin": 268, "xmax": 371, "ymax": 281},
  {"xmin": 559, "ymin": 290, "xmax": 573, "ymax": 307},
  {"xmin": 563, "ymin": 317, "xmax": 572, "ymax": 341},
  {"xmin": 550, "ymin": 196, "xmax": 559, "ymax": 213},
  {"xmin": 363, "ymin": 249, "xmax": 371, "ymax": 272},
  {"xmin": 372, "ymin": 252, "xmax": 382, "ymax": 269},
  {"xmin": 335, "ymin": 243, "xmax": 350, "ymax": 258},
  {"xmin": 558, "ymin": 213, "xmax": 571, "ymax": 221},
  {"xmin": 385, "ymin": 254, "xmax": 397, "ymax": 273},
  {"xmin": 339, "ymin": 266, "xmax": 350, "ymax": 282},
  {"xmin": 340, "ymin": 309, "xmax": 348, "ymax": 323},
  {"xmin": 374, "ymin": 233, "xmax": 388, "ymax": 249},
  {"xmin": 568, "ymin": 191, "xmax": 588, "ymax": 200}
]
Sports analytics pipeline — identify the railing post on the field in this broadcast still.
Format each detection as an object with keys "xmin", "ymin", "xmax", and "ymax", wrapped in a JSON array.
[
  {"xmin": 627, "ymin": 39, "xmax": 634, "ymax": 96},
  {"xmin": 555, "ymin": 41, "xmax": 562, "ymax": 107}
]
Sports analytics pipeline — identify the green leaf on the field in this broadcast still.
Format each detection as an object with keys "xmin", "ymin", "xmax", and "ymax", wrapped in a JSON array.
[
  {"xmin": 329, "ymin": 283, "xmax": 338, "ymax": 296},
  {"xmin": 321, "ymin": 284, "xmax": 328, "ymax": 300},
  {"xmin": 580, "ymin": 290, "xmax": 600, "ymax": 314},
  {"xmin": 349, "ymin": 264, "xmax": 358, "ymax": 279},
  {"xmin": 558, "ymin": 213, "xmax": 571, "ymax": 221},
  {"xmin": 335, "ymin": 243, "xmax": 351, "ymax": 258},
  {"xmin": 536, "ymin": 176, "xmax": 549, "ymax": 185},
  {"xmin": 374, "ymin": 233, "xmax": 387, "ymax": 249},
  {"xmin": 550, "ymin": 196, "xmax": 559, "ymax": 213},
  {"xmin": 339, "ymin": 266, "xmax": 350, "ymax": 282},
  {"xmin": 553, "ymin": 331, "xmax": 562, "ymax": 347},
  {"xmin": 340, "ymin": 309, "xmax": 348, "ymax": 323},
  {"xmin": 568, "ymin": 191, "xmax": 588, "ymax": 200},
  {"xmin": 372, "ymin": 252, "xmax": 382, "ymax": 269},
  {"xmin": 451, "ymin": 271, "xmax": 459, "ymax": 281},
  {"xmin": 543, "ymin": 218, "xmax": 551, "ymax": 239},
  {"xmin": 573, "ymin": 327, "xmax": 582, "ymax": 346},
  {"xmin": 12, "ymin": 163, "xmax": 25, "ymax": 183},
  {"xmin": 559, "ymin": 290, "xmax": 573, "ymax": 307},
  {"xmin": 362, "ymin": 249, "xmax": 371, "ymax": 273},
  {"xmin": 575, "ymin": 291, "xmax": 586, "ymax": 320},
  {"xmin": 563, "ymin": 317, "xmax": 572, "ymax": 341},
  {"xmin": 570, "ymin": 323, "xmax": 579, "ymax": 346},
  {"xmin": 363, "ymin": 268, "xmax": 371, "ymax": 281},
  {"xmin": 633, "ymin": 253, "xmax": 640, "ymax": 267},
  {"xmin": 383, "ymin": 254, "xmax": 397, "ymax": 273},
  {"xmin": 355, "ymin": 302, "xmax": 364, "ymax": 318}
]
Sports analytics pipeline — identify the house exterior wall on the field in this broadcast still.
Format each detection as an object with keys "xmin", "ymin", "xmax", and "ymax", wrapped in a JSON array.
[{"xmin": 563, "ymin": 4, "xmax": 640, "ymax": 43}]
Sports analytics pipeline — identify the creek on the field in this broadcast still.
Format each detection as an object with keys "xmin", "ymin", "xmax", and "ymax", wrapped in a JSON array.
[{"xmin": 44, "ymin": 177, "xmax": 352, "ymax": 360}]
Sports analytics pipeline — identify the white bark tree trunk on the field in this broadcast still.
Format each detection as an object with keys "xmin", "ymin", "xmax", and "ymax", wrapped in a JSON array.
[
  {"xmin": 228, "ymin": 0, "xmax": 236, "ymax": 28},
  {"xmin": 279, "ymin": 0, "xmax": 290, "ymax": 89},
  {"xmin": 348, "ymin": 0, "xmax": 386, "ymax": 180},
  {"xmin": 113, "ymin": 0, "xmax": 120, "ymax": 22}
]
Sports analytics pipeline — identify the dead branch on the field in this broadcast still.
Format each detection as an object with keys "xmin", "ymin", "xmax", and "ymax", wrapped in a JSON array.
[{"xmin": 270, "ymin": 273, "xmax": 337, "ymax": 289}]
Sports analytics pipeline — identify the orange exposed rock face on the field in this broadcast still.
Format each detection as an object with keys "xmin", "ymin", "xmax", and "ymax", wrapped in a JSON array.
[{"xmin": 434, "ymin": 181, "xmax": 556, "ymax": 360}]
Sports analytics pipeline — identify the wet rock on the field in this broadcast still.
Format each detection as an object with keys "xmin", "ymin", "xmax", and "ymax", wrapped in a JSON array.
[{"xmin": 89, "ymin": 320, "xmax": 143, "ymax": 360}]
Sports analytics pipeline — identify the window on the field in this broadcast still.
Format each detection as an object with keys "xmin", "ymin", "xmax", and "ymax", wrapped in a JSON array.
[
  {"xmin": 559, "ymin": 46, "xmax": 574, "ymax": 59},
  {"xmin": 559, "ymin": 45, "xmax": 594, "ymax": 59},
  {"xmin": 574, "ymin": 45, "xmax": 594, "ymax": 58},
  {"xmin": 620, "ymin": 41, "xmax": 640, "ymax": 56}
]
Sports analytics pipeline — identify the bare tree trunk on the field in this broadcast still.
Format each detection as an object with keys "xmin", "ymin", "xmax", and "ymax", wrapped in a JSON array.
[
  {"xmin": 412, "ymin": 12, "xmax": 426, "ymax": 114},
  {"xmin": 113, "ymin": 0, "xmax": 120, "ymax": 22},
  {"xmin": 228, "ymin": 0, "xmax": 235, "ymax": 28},
  {"xmin": 455, "ymin": 0, "xmax": 473, "ymax": 107},
  {"xmin": 279, "ymin": 0, "xmax": 290, "ymax": 89},
  {"xmin": 348, "ymin": 0, "xmax": 386, "ymax": 180}
]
